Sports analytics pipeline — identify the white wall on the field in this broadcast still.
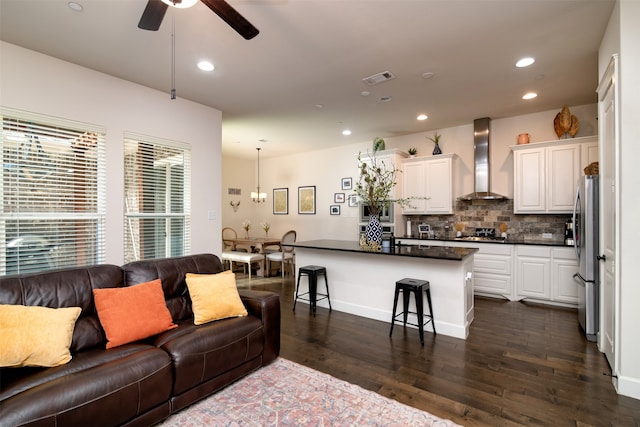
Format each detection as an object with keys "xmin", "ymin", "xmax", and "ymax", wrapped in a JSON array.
[
  {"xmin": 607, "ymin": 0, "xmax": 640, "ymax": 400},
  {"xmin": 226, "ymin": 104, "xmax": 597, "ymax": 242},
  {"xmin": 0, "ymin": 42, "xmax": 223, "ymax": 264}
]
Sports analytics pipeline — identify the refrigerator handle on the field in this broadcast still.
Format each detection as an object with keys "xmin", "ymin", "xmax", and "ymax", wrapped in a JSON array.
[{"xmin": 572, "ymin": 185, "xmax": 580, "ymax": 260}]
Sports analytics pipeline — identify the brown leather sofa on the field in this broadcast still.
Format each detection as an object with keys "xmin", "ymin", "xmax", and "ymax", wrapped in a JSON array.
[{"xmin": 0, "ymin": 253, "xmax": 281, "ymax": 427}]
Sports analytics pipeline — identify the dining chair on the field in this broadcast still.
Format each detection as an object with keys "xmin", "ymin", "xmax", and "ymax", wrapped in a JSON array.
[
  {"xmin": 266, "ymin": 230, "xmax": 296, "ymax": 278},
  {"xmin": 222, "ymin": 227, "xmax": 252, "ymax": 252},
  {"xmin": 222, "ymin": 227, "xmax": 238, "ymax": 251}
]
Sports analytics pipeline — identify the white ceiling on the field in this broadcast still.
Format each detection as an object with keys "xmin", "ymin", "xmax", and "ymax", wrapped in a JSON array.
[{"xmin": 0, "ymin": 0, "xmax": 613, "ymax": 159}]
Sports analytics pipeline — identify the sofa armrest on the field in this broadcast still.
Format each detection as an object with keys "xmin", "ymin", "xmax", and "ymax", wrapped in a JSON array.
[{"xmin": 238, "ymin": 290, "xmax": 280, "ymax": 365}]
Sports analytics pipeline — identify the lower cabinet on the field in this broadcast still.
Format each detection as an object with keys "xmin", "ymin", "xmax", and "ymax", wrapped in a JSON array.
[
  {"xmin": 515, "ymin": 245, "xmax": 578, "ymax": 305},
  {"xmin": 550, "ymin": 247, "xmax": 579, "ymax": 304},
  {"xmin": 395, "ymin": 240, "xmax": 578, "ymax": 306},
  {"xmin": 516, "ymin": 246, "xmax": 551, "ymax": 299}
]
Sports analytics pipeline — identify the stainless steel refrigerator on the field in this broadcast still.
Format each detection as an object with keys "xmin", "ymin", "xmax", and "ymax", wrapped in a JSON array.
[{"xmin": 572, "ymin": 175, "xmax": 599, "ymax": 342}]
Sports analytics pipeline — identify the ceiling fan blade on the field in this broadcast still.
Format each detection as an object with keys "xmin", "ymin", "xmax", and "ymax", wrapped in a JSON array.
[
  {"xmin": 200, "ymin": 0, "xmax": 259, "ymax": 40},
  {"xmin": 138, "ymin": 0, "xmax": 169, "ymax": 31}
]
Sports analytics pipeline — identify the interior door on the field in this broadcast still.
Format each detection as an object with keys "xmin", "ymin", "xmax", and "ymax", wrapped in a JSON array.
[{"xmin": 598, "ymin": 55, "xmax": 618, "ymax": 373}]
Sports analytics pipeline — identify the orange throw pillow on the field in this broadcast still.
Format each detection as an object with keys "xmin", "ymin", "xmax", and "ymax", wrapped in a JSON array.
[{"xmin": 93, "ymin": 279, "xmax": 177, "ymax": 349}]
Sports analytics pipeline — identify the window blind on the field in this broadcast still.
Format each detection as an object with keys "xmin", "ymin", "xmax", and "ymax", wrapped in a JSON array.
[
  {"xmin": 124, "ymin": 134, "xmax": 191, "ymax": 263},
  {"xmin": 0, "ymin": 107, "xmax": 106, "ymax": 275}
]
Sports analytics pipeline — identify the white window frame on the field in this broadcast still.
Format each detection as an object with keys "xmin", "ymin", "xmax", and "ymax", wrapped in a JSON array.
[
  {"xmin": 123, "ymin": 133, "xmax": 191, "ymax": 263},
  {"xmin": 0, "ymin": 107, "xmax": 106, "ymax": 275}
]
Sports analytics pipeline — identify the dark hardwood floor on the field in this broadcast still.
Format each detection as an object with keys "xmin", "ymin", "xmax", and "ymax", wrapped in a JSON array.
[{"xmin": 236, "ymin": 273, "xmax": 640, "ymax": 426}]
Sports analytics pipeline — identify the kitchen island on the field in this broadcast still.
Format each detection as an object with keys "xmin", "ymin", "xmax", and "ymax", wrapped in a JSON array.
[{"xmin": 292, "ymin": 239, "xmax": 478, "ymax": 340}]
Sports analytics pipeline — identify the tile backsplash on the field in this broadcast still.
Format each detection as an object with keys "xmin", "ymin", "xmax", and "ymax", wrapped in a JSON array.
[{"xmin": 405, "ymin": 199, "xmax": 570, "ymax": 241}]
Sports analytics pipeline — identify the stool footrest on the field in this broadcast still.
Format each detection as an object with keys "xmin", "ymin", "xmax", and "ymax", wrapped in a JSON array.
[{"xmin": 392, "ymin": 312, "xmax": 434, "ymax": 325}]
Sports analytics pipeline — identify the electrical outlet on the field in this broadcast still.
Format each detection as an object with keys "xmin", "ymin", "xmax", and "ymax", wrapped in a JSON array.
[{"xmin": 542, "ymin": 233, "xmax": 552, "ymax": 239}]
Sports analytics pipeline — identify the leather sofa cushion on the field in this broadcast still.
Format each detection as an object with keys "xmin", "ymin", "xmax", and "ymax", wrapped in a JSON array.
[
  {"xmin": 0, "ymin": 264, "xmax": 124, "ymax": 353},
  {"xmin": 123, "ymin": 254, "xmax": 224, "ymax": 322},
  {"xmin": 154, "ymin": 316, "xmax": 264, "ymax": 395},
  {"xmin": 0, "ymin": 344, "xmax": 172, "ymax": 427}
]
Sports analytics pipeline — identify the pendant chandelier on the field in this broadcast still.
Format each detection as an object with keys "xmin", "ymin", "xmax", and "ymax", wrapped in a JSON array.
[{"xmin": 251, "ymin": 147, "xmax": 267, "ymax": 203}]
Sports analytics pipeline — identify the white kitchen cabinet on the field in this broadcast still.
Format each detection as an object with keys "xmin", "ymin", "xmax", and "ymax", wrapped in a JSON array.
[
  {"xmin": 401, "ymin": 154, "xmax": 454, "ymax": 214},
  {"xmin": 395, "ymin": 240, "xmax": 577, "ymax": 306},
  {"xmin": 516, "ymin": 246, "xmax": 551, "ymax": 299},
  {"xmin": 515, "ymin": 245, "xmax": 578, "ymax": 306},
  {"xmin": 550, "ymin": 247, "xmax": 579, "ymax": 304},
  {"xmin": 511, "ymin": 136, "xmax": 598, "ymax": 214},
  {"xmin": 402, "ymin": 161, "xmax": 426, "ymax": 213},
  {"xmin": 582, "ymin": 140, "xmax": 599, "ymax": 167},
  {"xmin": 427, "ymin": 240, "xmax": 515, "ymax": 300}
]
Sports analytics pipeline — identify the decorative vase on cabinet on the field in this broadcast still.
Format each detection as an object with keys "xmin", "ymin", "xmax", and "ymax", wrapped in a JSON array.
[{"xmin": 432, "ymin": 142, "xmax": 442, "ymax": 155}]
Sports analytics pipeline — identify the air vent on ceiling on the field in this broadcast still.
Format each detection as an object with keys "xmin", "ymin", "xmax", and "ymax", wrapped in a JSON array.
[{"xmin": 362, "ymin": 71, "xmax": 396, "ymax": 86}]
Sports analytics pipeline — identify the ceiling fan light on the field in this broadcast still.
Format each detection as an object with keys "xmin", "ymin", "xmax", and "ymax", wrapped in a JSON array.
[{"xmin": 161, "ymin": 0, "xmax": 198, "ymax": 9}]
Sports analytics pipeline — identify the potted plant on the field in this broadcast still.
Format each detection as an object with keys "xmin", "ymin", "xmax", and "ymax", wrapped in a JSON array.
[
  {"xmin": 427, "ymin": 132, "xmax": 442, "ymax": 155},
  {"xmin": 355, "ymin": 148, "xmax": 423, "ymax": 249},
  {"xmin": 408, "ymin": 147, "xmax": 417, "ymax": 157}
]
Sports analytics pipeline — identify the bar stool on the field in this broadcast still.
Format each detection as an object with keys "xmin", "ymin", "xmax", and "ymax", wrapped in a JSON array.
[
  {"xmin": 389, "ymin": 278, "xmax": 436, "ymax": 346},
  {"xmin": 294, "ymin": 265, "xmax": 332, "ymax": 316}
]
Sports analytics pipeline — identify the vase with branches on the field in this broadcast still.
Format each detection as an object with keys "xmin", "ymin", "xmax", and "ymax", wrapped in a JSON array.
[
  {"xmin": 355, "ymin": 150, "xmax": 423, "ymax": 249},
  {"xmin": 427, "ymin": 132, "xmax": 442, "ymax": 155}
]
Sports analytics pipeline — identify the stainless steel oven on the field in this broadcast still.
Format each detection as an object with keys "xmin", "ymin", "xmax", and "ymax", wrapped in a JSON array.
[{"xmin": 359, "ymin": 202, "xmax": 393, "ymax": 223}]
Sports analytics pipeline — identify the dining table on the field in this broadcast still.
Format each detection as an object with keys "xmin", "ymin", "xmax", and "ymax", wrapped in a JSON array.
[{"xmin": 230, "ymin": 236, "xmax": 281, "ymax": 276}]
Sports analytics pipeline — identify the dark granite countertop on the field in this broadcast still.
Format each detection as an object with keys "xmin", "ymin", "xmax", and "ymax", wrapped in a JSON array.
[
  {"xmin": 292, "ymin": 239, "xmax": 478, "ymax": 261},
  {"xmin": 397, "ymin": 235, "xmax": 572, "ymax": 247}
]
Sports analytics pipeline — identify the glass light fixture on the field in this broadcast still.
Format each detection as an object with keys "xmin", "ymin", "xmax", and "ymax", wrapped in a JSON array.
[
  {"xmin": 251, "ymin": 147, "xmax": 267, "ymax": 203},
  {"xmin": 161, "ymin": 0, "xmax": 198, "ymax": 9},
  {"xmin": 516, "ymin": 57, "xmax": 535, "ymax": 68}
]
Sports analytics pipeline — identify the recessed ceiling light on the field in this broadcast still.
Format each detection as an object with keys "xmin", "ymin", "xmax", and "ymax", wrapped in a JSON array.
[
  {"xmin": 361, "ymin": 91, "xmax": 371, "ymax": 97},
  {"xmin": 417, "ymin": 114, "xmax": 428, "ymax": 121},
  {"xmin": 522, "ymin": 92, "xmax": 538, "ymax": 100},
  {"xmin": 197, "ymin": 61, "xmax": 214, "ymax": 71},
  {"xmin": 68, "ymin": 2, "xmax": 83, "ymax": 11},
  {"xmin": 421, "ymin": 72, "xmax": 434, "ymax": 79},
  {"xmin": 379, "ymin": 96, "xmax": 392, "ymax": 102},
  {"xmin": 516, "ymin": 57, "xmax": 535, "ymax": 68},
  {"xmin": 314, "ymin": 104, "xmax": 324, "ymax": 109},
  {"xmin": 342, "ymin": 130, "xmax": 352, "ymax": 136}
]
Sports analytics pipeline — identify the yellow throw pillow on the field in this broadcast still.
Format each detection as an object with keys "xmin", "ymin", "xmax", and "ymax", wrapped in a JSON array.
[
  {"xmin": 185, "ymin": 271, "xmax": 248, "ymax": 325},
  {"xmin": 0, "ymin": 304, "xmax": 82, "ymax": 367}
]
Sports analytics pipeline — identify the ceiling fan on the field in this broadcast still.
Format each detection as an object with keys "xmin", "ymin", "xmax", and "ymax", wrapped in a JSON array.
[{"xmin": 138, "ymin": 0, "xmax": 259, "ymax": 40}]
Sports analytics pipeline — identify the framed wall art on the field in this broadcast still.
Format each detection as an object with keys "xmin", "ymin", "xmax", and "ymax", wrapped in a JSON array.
[
  {"xmin": 348, "ymin": 194, "xmax": 358, "ymax": 207},
  {"xmin": 334, "ymin": 193, "xmax": 345, "ymax": 203},
  {"xmin": 298, "ymin": 185, "xmax": 316, "ymax": 214},
  {"xmin": 330, "ymin": 205, "xmax": 340, "ymax": 215},
  {"xmin": 273, "ymin": 188, "xmax": 288, "ymax": 215},
  {"xmin": 341, "ymin": 177, "xmax": 352, "ymax": 190}
]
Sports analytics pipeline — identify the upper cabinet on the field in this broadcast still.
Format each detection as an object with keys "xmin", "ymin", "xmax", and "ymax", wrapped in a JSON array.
[
  {"xmin": 401, "ymin": 153, "xmax": 454, "ymax": 214},
  {"xmin": 511, "ymin": 136, "xmax": 598, "ymax": 214}
]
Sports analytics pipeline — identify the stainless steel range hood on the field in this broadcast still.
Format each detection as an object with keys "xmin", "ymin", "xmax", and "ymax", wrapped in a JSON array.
[{"xmin": 458, "ymin": 117, "xmax": 508, "ymax": 201}]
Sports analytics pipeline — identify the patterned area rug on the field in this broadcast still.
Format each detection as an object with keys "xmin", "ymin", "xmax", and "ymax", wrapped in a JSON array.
[{"xmin": 160, "ymin": 358, "xmax": 461, "ymax": 426}]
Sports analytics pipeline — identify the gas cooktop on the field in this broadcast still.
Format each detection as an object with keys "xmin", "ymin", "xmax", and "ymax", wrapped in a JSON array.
[{"xmin": 454, "ymin": 236, "xmax": 506, "ymax": 242}]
